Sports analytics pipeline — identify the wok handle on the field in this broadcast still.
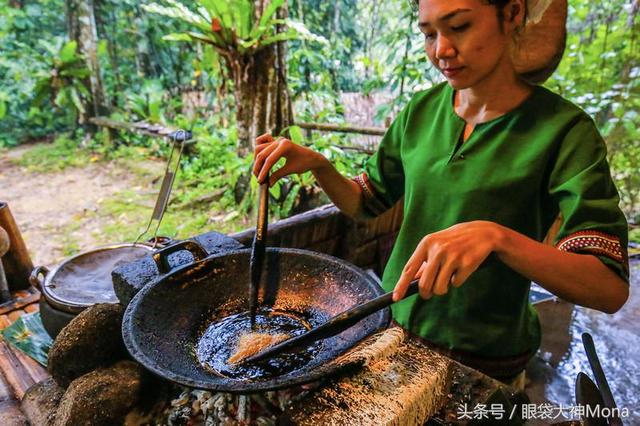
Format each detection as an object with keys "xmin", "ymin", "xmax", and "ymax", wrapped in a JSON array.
[
  {"xmin": 145, "ymin": 235, "xmax": 174, "ymax": 249},
  {"xmin": 311, "ymin": 279, "xmax": 421, "ymax": 339},
  {"xmin": 29, "ymin": 265, "xmax": 49, "ymax": 290},
  {"xmin": 152, "ymin": 239, "xmax": 208, "ymax": 274}
]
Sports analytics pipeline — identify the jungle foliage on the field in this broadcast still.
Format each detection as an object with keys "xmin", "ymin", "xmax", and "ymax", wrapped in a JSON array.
[{"xmin": 0, "ymin": 0, "xmax": 638, "ymax": 232}]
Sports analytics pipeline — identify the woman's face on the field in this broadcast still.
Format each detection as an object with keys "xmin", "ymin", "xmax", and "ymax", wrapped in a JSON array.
[{"xmin": 418, "ymin": 0, "xmax": 523, "ymax": 89}]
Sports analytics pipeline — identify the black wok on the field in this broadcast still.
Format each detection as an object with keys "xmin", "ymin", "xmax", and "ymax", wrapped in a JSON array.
[{"xmin": 122, "ymin": 240, "xmax": 390, "ymax": 393}]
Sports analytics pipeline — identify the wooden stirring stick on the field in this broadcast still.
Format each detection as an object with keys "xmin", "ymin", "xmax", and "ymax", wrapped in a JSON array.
[
  {"xmin": 249, "ymin": 176, "xmax": 269, "ymax": 327},
  {"xmin": 239, "ymin": 279, "xmax": 421, "ymax": 364}
]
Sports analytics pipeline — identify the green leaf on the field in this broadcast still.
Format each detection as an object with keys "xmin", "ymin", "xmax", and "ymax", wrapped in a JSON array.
[
  {"xmin": 149, "ymin": 98, "xmax": 161, "ymax": 123},
  {"xmin": 202, "ymin": 44, "xmax": 219, "ymax": 67},
  {"xmin": 27, "ymin": 107, "xmax": 41, "ymax": 119},
  {"xmin": 237, "ymin": 37, "xmax": 260, "ymax": 51},
  {"xmin": 32, "ymin": 79, "xmax": 51, "ymax": 106},
  {"xmin": 197, "ymin": 0, "xmax": 218, "ymax": 17},
  {"xmin": 282, "ymin": 183, "xmax": 301, "ymax": 216},
  {"xmin": 286, "ymin": 125, "xmax": 304, "ymax": 144},
  {"xmin": 143, "ymin": 2, "xmax": 210, "ymax": 33},
  {"xmin": 162, "ymin": 33, "xmax": 194, "ymax": 42},
  {"xmin": 270, "ymin": 181, "xmax": 282, "ymax": 198},
  {"xmin": 60, "ymin": 68, "xmax": 90, "ymax": 78},
  {"xmin": 75, "ymin": 82, "xmax": 91, "ymax": 99},
  {"xmin": 256, "ymin": 0, "xmax": 285, "ymax": 36},
  {"xmin": 202, "ymin": 0, "xmax": 232, "ymax": 28},
  {"xmin": 237, "ymin": 0, "xmax": 253, "ymax": 39},
  {"xmin": 59, "ymin": 41, "xmax": 78, "ymax": 63},
  {"xmin": 258, "ymin": 31, "xmax": 300, "ymax": 47},
  {"xmin": 97, "ymin": 39, "xmax": 109, "ymax": 58},
  {"xmin": 68, "ymin": 87, "xmax": 85, "ymax": 115},
  {"xmin": 1, "ymin": 312, "xmax": 53, "ymax": 367},
  {"xmin": 0, "ymin": 100, "xmax": 6, "ymax": 120},
  {"xmin": 187, "ymin": 31, "xmax": 225, "ymax": 46},
  {"xmin": 54, "ymin": 89, "xmax": 67, "ymax": 108}
]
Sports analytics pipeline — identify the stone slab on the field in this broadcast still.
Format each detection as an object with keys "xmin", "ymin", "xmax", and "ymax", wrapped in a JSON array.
[{"xmin": 112, "ymin": 231, "xmax": 244, "ymax": 306}]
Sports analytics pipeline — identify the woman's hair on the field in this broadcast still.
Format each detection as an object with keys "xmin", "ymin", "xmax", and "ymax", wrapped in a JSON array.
[
  {"xmin": 411, "ymin": 0, "xmax": 526, "ymax": 25},
  {"xmin": 487, "ymin": 0, "xmax": 512, "ymax": 23}
]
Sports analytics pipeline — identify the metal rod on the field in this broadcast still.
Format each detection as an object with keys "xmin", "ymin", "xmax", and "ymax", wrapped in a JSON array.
[{"xmin": 134, "ymin": 130, "xmax": 189, "ymax": 247}]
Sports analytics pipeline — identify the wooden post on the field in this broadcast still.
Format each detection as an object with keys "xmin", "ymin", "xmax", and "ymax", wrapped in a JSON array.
[{"xmin": 0, "ymin": 202, "xmax": 33, "ymax": 291}]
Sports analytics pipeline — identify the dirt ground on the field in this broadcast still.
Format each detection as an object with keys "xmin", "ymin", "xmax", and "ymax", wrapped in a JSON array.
[{"xmin": 0, "ymin": 145, "xmax": 162, "ymax": 267}]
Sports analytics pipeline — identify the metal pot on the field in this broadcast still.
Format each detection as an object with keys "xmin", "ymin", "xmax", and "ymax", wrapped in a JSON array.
[
  {"xmin": 122, "ymin": 240, "xmax": 390, "ymax": 393},
  {"xmin": 29, "ymin": 130, "xmax": 190, "ymax": 337},
  {"xmin": 30, "ymin": 239, "xmax": 171, "ymax": 338},
  {"xmin": 30, "ymin": 242, "xmax": 161, "ymax": 314}
]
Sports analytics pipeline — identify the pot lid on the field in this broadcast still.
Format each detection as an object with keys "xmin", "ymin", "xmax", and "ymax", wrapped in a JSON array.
[{"xmin": 43, "ymin": 244, "xmax": 152, "ymax": 313}]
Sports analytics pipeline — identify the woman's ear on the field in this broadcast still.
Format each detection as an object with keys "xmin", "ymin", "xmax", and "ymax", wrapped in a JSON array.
[{"xmin": 507, "ymin": 0, "xmax": 526, "ymax": 28}]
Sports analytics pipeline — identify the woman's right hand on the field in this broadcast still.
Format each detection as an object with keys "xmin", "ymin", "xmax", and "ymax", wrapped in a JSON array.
[{"xmin": 253, "ymin": 133, "xmax": 329, "ymax": 186}]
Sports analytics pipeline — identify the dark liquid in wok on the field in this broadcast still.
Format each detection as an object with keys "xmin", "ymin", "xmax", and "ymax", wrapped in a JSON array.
[{"xmin": 196, "ymin": 308, "xmax": 322, "ymax": 380}]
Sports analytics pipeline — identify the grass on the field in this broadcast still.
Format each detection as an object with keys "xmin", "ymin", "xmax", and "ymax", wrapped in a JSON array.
[
  {"xmin": 11, "ymin": 136, "xmax": 253, "ymax": 256},
  {"xmin": 94, "ymin": 188, "xmax": 251, "ymax": 245},
  {"xmin": 53, "ymin": 188, "xmax": 251, "ymax": 256},
  {"xmin": 16, "ymin": 136, "xmax": 94, "ymax": 171}
]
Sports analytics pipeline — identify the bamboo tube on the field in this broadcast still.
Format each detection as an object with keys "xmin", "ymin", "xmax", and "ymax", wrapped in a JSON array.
[{"xmin": 0, "ymin": 202, "xmax": 33, "ymax": 291}]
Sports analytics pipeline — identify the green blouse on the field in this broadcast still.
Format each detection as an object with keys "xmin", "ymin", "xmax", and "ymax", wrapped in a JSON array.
[{"xmin": 354, "ymin": 82, "xmax": 629, "ymax": 358}]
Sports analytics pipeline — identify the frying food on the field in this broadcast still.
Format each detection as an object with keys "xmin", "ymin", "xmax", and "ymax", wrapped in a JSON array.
[
  {"xmin": 197, "ymin": 309, "xmax": 321, "ymax": 379},
  {"xmin": 227, "ymin": 332, "xmax": 290, "ymax": 364}
]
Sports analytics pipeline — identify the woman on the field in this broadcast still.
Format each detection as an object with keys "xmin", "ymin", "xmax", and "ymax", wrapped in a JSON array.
[{"xmin": 252, "ymin": 0, "xmax": 629, "ymax": 384}]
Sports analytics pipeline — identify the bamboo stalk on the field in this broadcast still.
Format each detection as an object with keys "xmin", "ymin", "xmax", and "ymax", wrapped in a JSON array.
[
  {"xmin": 296, "ymin": 122, "xmax": 387, "ymax": 136},
  {"xmin": 0, "ymin": 203, "xmax": 32, "ymax": 291}
]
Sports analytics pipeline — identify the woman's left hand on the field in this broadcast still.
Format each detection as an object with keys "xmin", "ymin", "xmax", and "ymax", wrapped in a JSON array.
[{"xmin": 392, "ymin": 221, "xmax": 503, "ymax": 301}]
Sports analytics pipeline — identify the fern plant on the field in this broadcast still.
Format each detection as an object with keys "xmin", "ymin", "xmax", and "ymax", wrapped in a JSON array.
[
  {"xmin": 32, "ymin": 39, "xmax": 91, "ymax": 122},
  {"xmin": 143, "ymin": 0, "xmax": 325, "ymax": 55}
]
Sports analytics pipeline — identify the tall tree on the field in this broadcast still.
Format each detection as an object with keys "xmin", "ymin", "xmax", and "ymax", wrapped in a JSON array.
[
  {"xmin": 231, "ymin": 0, "xmax": 292, "ymax": 156},
  {"xmin": 144, "ymin": 0, "xmax": 323, "ymax": 157},
  {"xmin": 65, "ymin": 0, "xmax": 108, "ymax": 124}
]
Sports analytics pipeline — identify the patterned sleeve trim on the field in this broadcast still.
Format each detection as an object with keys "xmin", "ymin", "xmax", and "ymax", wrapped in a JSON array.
[
  {"xmin": 556, "ymin": 230, "xmax": 627, "ymax": 265},
  {"xmin": 352, "ymin": 172, "xmax": 389, "ymax": 217}
]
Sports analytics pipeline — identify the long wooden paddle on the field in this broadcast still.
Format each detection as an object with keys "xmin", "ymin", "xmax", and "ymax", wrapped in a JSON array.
[
  {"xmin": 249, "ymin": 176, "xmax": 269, "ymax": 326},
  {"xmin": 239, "ymin": 279, "xmax": 420, "ymax": 365}
]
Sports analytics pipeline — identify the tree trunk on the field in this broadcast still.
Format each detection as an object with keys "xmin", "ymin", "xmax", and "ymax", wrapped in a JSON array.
[
  {"xmin": 66, "ymin": 0, "xmax": 108, "ymax": 125},
  {"xmin": 364, "ymin": 0, "xmax": 380, "ymax": 80},
  {"xmin": 94, "ymin": 0, "xmax": 120, "ymax": 108},
  {"xmin": 231, "ymin": 1, "xmax": 293, "ymax": 158},
  {"xmin": 133, "ymin": 5, "xmax": 154, "ymax": 78}
]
